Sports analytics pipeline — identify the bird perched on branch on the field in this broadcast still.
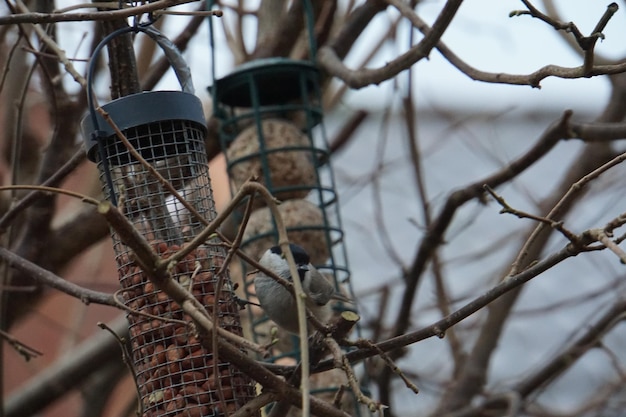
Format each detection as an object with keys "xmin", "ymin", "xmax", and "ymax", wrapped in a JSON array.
[{"xmin": 254, "ymin": 243, "xmax": 351, "ymax": 335}]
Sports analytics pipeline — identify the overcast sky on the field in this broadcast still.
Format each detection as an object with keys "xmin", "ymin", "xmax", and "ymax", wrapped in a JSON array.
[{"xmin": 317, "ymin": 0, "xmax": 625, "ymax": 114}]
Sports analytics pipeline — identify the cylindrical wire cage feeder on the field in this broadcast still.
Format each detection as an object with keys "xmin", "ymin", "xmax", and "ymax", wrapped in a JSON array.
[
  {"xmin": 207, "ymin": 1, "xmax": 368, "ymax": 413},
  {"xmin": 82, "ymin": 26, "xmax": 255, "ymax": 417}
]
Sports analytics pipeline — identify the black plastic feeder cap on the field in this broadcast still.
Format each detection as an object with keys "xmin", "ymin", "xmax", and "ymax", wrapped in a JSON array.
[
  {"xmin": 81, "ymin": 90, "xmax": 207, "ymax": 163},
  {"xmin": 210, "ymin": 58, "xmax": 319, "ymax": 107}
]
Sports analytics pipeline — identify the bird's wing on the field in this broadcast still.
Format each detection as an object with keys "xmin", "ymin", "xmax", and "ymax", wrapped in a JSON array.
[{"xmin": 305, "ymin": 268, "xmax": 335, "ymax": 306}]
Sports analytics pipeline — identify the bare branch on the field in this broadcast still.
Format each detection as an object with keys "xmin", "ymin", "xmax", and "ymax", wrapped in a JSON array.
[
  {"xmin": 0, "ymin": 0, "xmax": 200, "ymax": 25},
  {"xmin": 390, "ymin": 110, "xmax": 572, "ymax": 345},
  {"xmin": 569, "ymin": 120, "xmax": 626, "ymax": 142},
  {"xmin": 0, "ymin": 148, "xmax": 85, "ymax": 233},
  {"xmin": 483, "ymin": 184, "xmax": 579, "ymax": 243},
  {"xmin": 0, "ymin": 328, "xmax": 42, "ymax": 361},
  {"xmin": 318, "ymin": 0, "xmax": 463, "ymax": 88},
  {"xmin": 586, "ymin": 228, "xmax": 626, "ymax": 264},
  {"xmin": 13, "ymin": 0, "xmax": 86, "ymax": 87},
  {"xmin": 511, "ymin": 1, "xmax": 619, "ymax": 74},
  {"xmin": 391, "ymin": 1, "xmax": 626, "ymax": 88},
  {"xmin": 513, "ymin": 147, "xmax": 626, "ymax": 273},
  {"xmin": 0, "ymin": 246, "xmax": 116, "ymax": 307}
]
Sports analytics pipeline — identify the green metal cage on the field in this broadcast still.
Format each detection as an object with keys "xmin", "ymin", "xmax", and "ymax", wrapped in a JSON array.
[
  {"xmin": 206, "ymin": 3, "xmax": 371, "ymax": 414},
  {"xmin": 207, "ymin": 0, "xmax": 355, "ymax": 348}
]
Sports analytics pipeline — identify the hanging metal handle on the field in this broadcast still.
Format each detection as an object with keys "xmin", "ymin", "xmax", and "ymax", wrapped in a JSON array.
[
  {"xmin": 85, "ymin": 25, "xmax": 196, "ymax": 206},
  {"xmin": 87, "ymin": 25, "xmax": 195, "ymax": 118},
  {"xmin": 206, "ymin": 0, "xmax": 317, "ymax": 86}
]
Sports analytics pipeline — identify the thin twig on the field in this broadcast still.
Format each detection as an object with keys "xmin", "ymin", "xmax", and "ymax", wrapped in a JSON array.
[
  {"xmin": 112, "ymin": 289, "xmax": 187, "ymax": 326},
  {"xmin": 14, "ymin": 0, "xmax": 87, "ymax": 87},
  {"xmin": 0, "ymin": 328, "xmax": 42, "ymax": 361},
  {"xmin": 97, "ymin": 322, "xmax": 142, "ymax": 416},
  {"xmin": 153, "ymin": 9, "xmax": 223, "ymax": 16},
  {"xmin": 403, "ymin": 71, "xmax": 464, "ymax": 373},
  {"xmin": 267, "ymin": 311, "xmax": 361, "ymax": 417},
  {"xmin": 54, "ymin": 1, "xmax": 121, "ymax": 13},
  {"xmin": 350, "ymin": 338, "xmax": 419, "ymax": 394},
  {"xmin": 20, "ymin": 46, "xmax": 89, "ymax": 62},
  {"xmin": 512, "ymin": 148, "xmax": 626, "ymax": 273},
  {"xmin": 585, "ymin": 229, "xmax": 626, "ymax": 264},
  {"xmin": 0, "ymin": 0, "xmax": 199, "ymax": 24},
  {"xmin": 278, "ymin": 239, "xmax": 312, "ymax": 416},
  {"xmin": 332, "ymin": 384, "xmax": 347, "ymax": 409},
  {"xmin": 54, "ymin": 1, "xmax": 223, "ymax": 17},
  {"xmin": 483, "ymin": 184, "xmax": 579, "ymax": 243},
  {"xmin": 229, "ymin": 391, "xmax": 279, "ymax": 417},
  {"xmin": 209, "ymin": 191, "xmax": 260, "ymax": 412},
  {"xmin": 0, "ymin": 185, "xmax": 99, "ymax": 206},
  {"xmin": 582, "ymin": 3, "xmax": 619, "ymax": 73},
  {"xmin": 511, "ymin": 1, "xmax": 587, "ymax": 46},
  {"xmin": 326, "ymin": 337, "xmax": 383, "ymax": 413},
  {"xmin": 511, "ymin": 1, "xmax": 619, "ymax": 74},
  {"xmin": 0, "ymin": 246, "xmax": 116, "ymax": 306},
  {"xmin": 0, "ymin": 28, "xmax": 23, "ymax": 95}
]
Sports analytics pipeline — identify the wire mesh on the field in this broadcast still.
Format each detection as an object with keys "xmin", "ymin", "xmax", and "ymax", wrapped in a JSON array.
[{"xmin": 89, "ymin": 106, "xmax": 255, "ymax": 417}]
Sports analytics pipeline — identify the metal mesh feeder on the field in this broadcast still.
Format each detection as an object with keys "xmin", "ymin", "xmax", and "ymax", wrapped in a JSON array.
[{"xmin": 82, "ymin": 26, "xmax": 255, "ymax": 417}]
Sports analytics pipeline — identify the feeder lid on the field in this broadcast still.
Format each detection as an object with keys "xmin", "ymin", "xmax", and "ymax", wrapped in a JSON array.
[
  {"xmin": 210, "ymin": 58, "xmax": 319, "ymax": 107},
  {"xmin": 81, "ymin": 90, "xmax": 207, "ymax": 162}
]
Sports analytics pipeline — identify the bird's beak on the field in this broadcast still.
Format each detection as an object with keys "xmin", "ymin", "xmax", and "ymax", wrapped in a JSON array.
[{"xmin": 297, "ymin": 264, "xmax": 309, "ymax": 281}]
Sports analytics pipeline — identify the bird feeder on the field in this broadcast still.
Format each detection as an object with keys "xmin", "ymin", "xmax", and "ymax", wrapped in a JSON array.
[
  {"xmin": 207, "ymin": 0, "xmax": 355, "ymax": 350},
  {"xmin": 207, "ymin": 0, "xmax": 373, "ymax": 409},
  {"xmin": 82, "ymin": 25, "xmax": 254, "ymax": 417}
]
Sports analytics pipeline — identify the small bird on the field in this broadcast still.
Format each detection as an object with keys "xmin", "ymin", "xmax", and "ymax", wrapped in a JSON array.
[{"xmin": 254, "ymin": 244, "xmax": 351, "ymax": 334}]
